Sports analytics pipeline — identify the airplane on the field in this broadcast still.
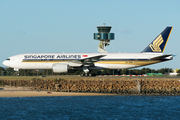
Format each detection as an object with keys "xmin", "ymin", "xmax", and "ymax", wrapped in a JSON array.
[{"xmin": 3, "ymin": 27, "xmax": 173, "ymax": 76}]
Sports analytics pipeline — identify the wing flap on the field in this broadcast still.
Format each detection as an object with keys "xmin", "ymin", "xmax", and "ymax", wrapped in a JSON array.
[{"xmin": 68, "ymin": 55, "xmax": 106, "ymax": 67}]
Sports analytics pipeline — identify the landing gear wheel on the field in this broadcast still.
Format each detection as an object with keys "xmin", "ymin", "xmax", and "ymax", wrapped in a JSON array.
[
  {"xmin": 81, "ymin": 72, "xmax": 92, "ymax": 77},
  {"xmin": 81, "ymin": 74, "xmax": 84, "ymax": 77},
  {"xmin": 89, "ymin": 74, "xmax": 91, "ymax": 77},
  {"xmin": 85, "ymin": 73, "xmax": 88, "ymax": 77}
]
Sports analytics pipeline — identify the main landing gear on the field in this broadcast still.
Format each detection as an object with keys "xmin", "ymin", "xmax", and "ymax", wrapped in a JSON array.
[
  {"xmin": 81, "ymin": 73, "xmax": 92, "ymax": 77},
  {"xmin": 81, "ymin": 67, "xmax": 92, "ymax": 77}
]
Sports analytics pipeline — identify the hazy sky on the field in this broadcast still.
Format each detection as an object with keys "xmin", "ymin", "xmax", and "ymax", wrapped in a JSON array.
[{"xmin": 0, "ymin": 0, "xmax": 179, "ymax": 69}]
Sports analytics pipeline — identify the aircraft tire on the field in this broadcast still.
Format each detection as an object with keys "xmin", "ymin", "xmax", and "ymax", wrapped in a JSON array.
[
  {"xmin": 81, "ymin": 74, "xmax": 84, "ymax": 77},
  {"xmin": 85, "ymin": 73, "xmax": 88, "ymax": 77}
]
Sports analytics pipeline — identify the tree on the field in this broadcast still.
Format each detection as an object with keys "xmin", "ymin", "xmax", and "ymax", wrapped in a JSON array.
[
  {"xmin": 5, "ymin": 68, "xmax": 15, "ymax": 76},
  {"xmin": 121, "ymin": 69, "xmax": 128, "ymax": 75},
  {"xmin": 177, "ymin": 69, "xmax": 180, "ymax": 76},
  {"xmin": 141, "ymin": 68, "xmax": 151, "ymax": 74},
  {"xmin": 0, "ymin": 67, "xmax": 5, "ymax": 76}
]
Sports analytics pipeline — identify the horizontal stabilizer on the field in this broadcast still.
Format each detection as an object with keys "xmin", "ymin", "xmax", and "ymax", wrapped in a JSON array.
[{"xmin": 150, "ymin": 54, "xmax": 173, "ymax": 60}]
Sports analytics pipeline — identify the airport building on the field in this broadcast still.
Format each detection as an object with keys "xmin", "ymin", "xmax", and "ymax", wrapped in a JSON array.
[{"xmin": 94, "ymin": 25, "xmax": 114, "ymax": 53}]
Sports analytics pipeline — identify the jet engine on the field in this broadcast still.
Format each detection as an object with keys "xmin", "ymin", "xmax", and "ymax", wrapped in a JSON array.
[{"xmin": 52, "ymin": 63, "xmax": 69, "ymax": 73}]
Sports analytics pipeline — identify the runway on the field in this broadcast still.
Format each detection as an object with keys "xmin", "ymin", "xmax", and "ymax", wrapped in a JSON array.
[{"xmin": 0, "ymin": 75, "xmax": 180, "ymax": 80}]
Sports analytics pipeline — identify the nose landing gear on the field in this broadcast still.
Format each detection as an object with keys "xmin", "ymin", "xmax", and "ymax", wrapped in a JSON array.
[{"xmin": 14, "ymin": 68, "xmax": 20, "ymax": 76}]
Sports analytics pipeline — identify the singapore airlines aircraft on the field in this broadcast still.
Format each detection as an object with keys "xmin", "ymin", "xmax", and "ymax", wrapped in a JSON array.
[{"xmin": 3, "ymin": 27, "xmax": 173, "ymax": 76}]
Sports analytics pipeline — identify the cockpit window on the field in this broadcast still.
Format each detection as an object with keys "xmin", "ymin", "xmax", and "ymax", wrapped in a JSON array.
[{"xmin": 6, "ymin": 58, "xmax": 10, "ymax": 60}]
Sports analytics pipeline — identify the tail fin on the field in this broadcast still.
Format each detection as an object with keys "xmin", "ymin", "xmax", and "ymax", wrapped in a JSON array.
[{"xmin": 141, "ymin": 27, "xmax": 173, "ymax": 53}]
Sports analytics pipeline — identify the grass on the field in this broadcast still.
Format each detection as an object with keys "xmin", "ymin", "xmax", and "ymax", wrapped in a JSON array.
[{"xmin": 0, "ymin": 80, "xmax": 3, "ymax": 86}]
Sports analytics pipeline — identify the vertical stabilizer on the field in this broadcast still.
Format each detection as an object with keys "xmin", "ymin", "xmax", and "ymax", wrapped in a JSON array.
[{"xmin": 141, "ymin": 27, "xmax": 173, "ymax": 53}]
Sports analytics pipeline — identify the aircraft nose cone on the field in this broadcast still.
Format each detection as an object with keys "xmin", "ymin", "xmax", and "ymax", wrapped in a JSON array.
[{"xmin": 3, "ymin": 60, "xmax": 10, "ymax": 67}]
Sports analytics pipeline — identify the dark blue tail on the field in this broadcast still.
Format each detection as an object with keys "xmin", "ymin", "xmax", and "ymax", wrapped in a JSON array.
[{"xmin": 141, "ymin": 27, "xmax": 173, "ymax": 53}]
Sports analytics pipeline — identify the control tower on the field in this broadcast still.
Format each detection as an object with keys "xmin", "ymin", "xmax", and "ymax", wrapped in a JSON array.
[{"xmin": 94, "ymin": 24, "xmax": 115, "ymax": 53}]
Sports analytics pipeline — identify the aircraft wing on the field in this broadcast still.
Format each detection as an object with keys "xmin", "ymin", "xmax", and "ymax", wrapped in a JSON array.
[
  {"xmin": 68, "ymin": 55, "xmax": 106, "ymax": 67},
  {"xmin": 150, "ymin": 54, "xmax": 173, "ymax": 60}
]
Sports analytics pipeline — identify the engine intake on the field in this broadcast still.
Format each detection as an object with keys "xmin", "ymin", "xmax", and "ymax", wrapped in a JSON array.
[{"xmin": 52, "ymin": 63, "xmax": 69, "ymax": 73}]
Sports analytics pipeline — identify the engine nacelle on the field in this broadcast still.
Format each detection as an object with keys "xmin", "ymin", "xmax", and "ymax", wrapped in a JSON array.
[{"xmin": 52, "ymin": 63, "xmax": 69, "ymax": 73}]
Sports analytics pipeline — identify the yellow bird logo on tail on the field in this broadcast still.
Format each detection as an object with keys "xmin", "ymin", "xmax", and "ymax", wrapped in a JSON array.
[{"xmin": 149, "ymin": 34, "xmax": 164, "ymax": 52}]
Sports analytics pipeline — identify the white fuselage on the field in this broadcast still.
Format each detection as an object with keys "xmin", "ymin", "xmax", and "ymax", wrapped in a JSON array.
[{"xmin": 3, "ymin": 52, "xmax": 168, "ymax": 70}]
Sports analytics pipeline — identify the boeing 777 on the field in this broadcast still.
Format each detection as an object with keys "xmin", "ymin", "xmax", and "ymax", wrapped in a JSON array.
[{"xmin": 3, "ymin": 27, "xmax": 173, "ymax": 76}]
